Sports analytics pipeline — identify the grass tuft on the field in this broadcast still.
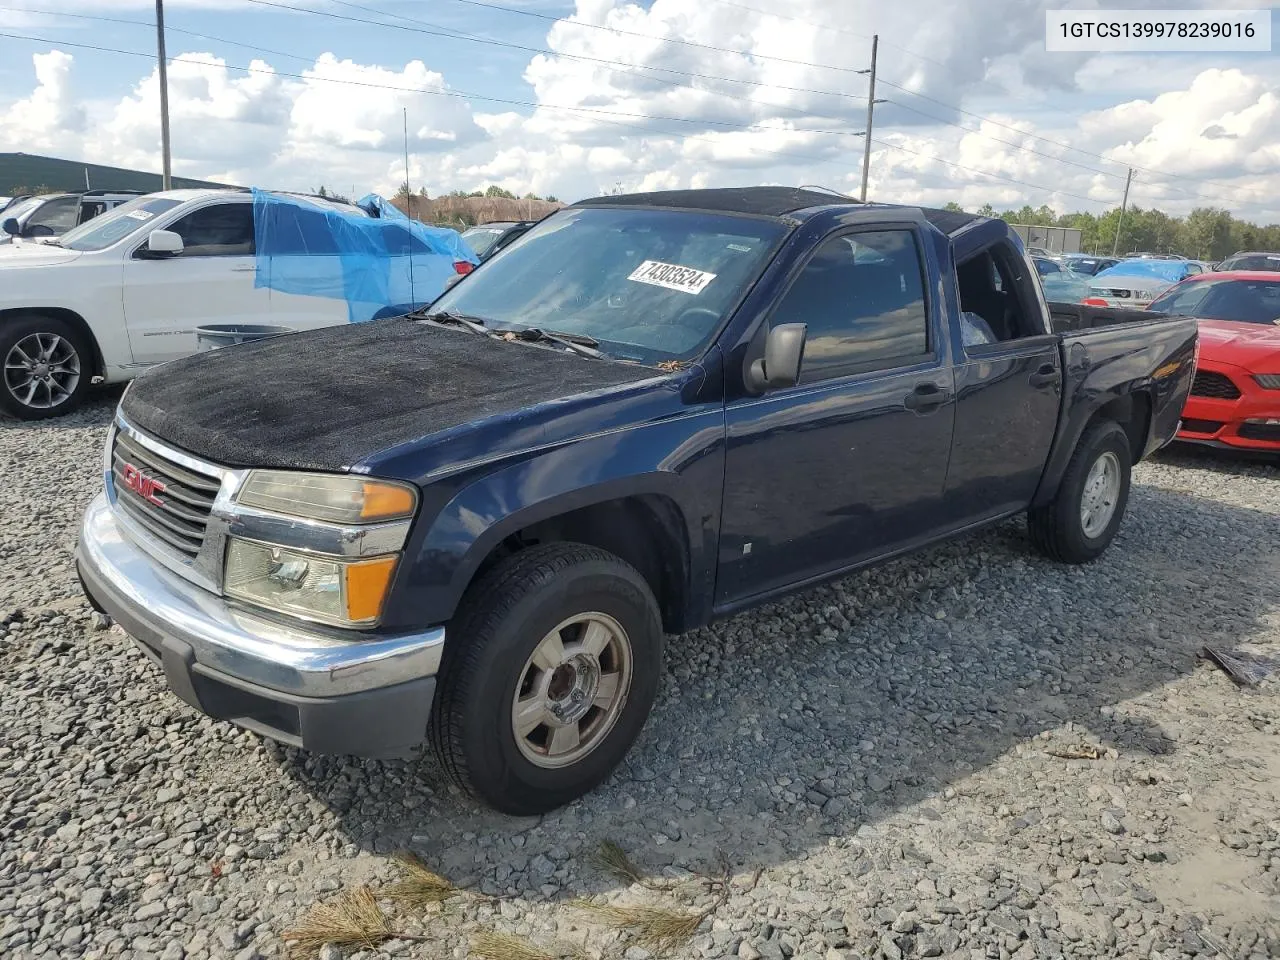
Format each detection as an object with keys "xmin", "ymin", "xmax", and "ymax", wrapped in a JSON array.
[
  {"xmin": 573, "ymin": 901, "xmax": 703, "ymax": 950},
  {"xmin": 384, "ymin": 850, "xmax": 457, "ymax": 906},
  {"xmin": 282, "ymin": 886, "xmax": 394, "ymax": 958},
  {"xmin": 470, "ymin": 930, "xmax": 562, "ymax": 960},
  {"xmin": 589, "ymin": 840, "xmax": 652, "ymax": 888}
]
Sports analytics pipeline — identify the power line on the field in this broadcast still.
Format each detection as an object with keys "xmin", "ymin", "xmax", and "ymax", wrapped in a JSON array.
[
  {"xmin": 874, "ymin": 75, "xmax": 1239, "ymax": 196},
  {"xmin": 254, "ymin": 0, "xmax": 871, "ymax": 77},
  {"xmin": 270, "ymin": 0, "xmax": 1249, "ymax": 204},
  {"xmin": 323, "ymin": 0, "xmax": 1243, "ymax": 199},
  {"xmin": 5, "ymin": 0, "xmax": 1241, "ymax": 205},
  {"xmin": 868, "ymin": 137, "xmax": 1113, "ymax": 207},
  {"xmin": 240, "ymin": 0, "xmax": 877, "ymax": 130},
  {"xmin": 701, "ymin": 0, "xmax": 951, "ymax": 70},
  {"xmin": 0, "ymin": 29, "xmax": 859, "ymax": 171},
  {"xmin": 0, "ymin": 27, "xmax": 864, "ymax": 142},
  {"xmin": 879, "ymin": 96, "xmax": 1236, "ymax": 207},
  {"xmin": 0, "ymin": 1, "xmax": 870, "ymax": 110},
  {"xmin": 0, "ymin": 6, "xmax": 315, "ymax": 61},
  {"xmin": 0, "ymin": 28, "xmax": 1111, "ymax": 209}
]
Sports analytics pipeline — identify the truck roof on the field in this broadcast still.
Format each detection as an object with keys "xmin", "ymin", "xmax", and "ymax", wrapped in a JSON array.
[{"xmin": 575, "ymin": 186, "xmax": 987, "ymax": 236}]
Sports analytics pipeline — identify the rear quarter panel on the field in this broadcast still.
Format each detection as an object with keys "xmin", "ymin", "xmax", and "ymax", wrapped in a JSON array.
[{"xmin": 1032, "ymin": 317, "xmax": 1198, "ymax": 506}]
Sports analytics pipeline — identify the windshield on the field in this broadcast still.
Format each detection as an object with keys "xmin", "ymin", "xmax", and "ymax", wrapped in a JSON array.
[
  {"xmin": 430, "ymin": 206, "xmax": 787, "ymax": 363},
  {"xmin": 461, "ymin": 226, "xmax": 505, "ymax": 257},
  {"xmin": 59, "ymin": 196, "xmax": 183, "ymax": 251},
  {"xmin": 1219, "ymin": 254, "xmax": 1280, "ymax": 272},
  {"xmin": 1149, "ymin": 277, "xmax": 1280, "ymax": 325}
]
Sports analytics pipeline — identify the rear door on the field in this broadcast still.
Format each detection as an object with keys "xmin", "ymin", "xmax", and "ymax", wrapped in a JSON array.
[
  {"xmin": 122, "ymin": 199, "xmax": 271, "ymax": 364},
  {"xmin": 717, "ymin": 227, "xmax": 955, "ymax": 605},
  {"xmin": 946, "ymin": 240, "xmax": 1062, "ymax": 520}
]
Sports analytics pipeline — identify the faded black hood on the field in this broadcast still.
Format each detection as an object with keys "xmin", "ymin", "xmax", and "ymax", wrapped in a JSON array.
[{"xmin": 121, "ymin": 319, "xmax": 661, "ymax": 471}]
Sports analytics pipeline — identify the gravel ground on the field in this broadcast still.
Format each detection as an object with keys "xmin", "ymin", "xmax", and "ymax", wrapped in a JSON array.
[{"xmin": 2, "ymin": 389, "xmax": 1278, "ymax": 960}]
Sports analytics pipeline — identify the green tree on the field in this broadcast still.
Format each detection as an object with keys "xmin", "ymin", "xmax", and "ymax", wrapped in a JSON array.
[
  {"xmin": 1179, "ymin": 207, "xmax": 1234, "ymax": 260},
  {"xmin": 484, "ymin": 185, "xmax": 516, "ymax": 199}
]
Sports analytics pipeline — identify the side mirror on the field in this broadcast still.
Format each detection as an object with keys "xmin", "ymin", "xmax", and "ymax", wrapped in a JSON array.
[
  {"xmin": 145, "ymin": 229, "xmax": 183, "ymax": 257},
  {"xmin": 745, "ymin": 323, "xmax": 807, "ymax": 393},
  {"xmin": 2, "ymin": 218, "xmax": 20, "ymax": 236}
]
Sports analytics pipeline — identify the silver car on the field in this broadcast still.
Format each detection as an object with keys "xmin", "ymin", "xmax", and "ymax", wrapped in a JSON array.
[{"xmin": 1086, "ymin": 258, "xmax": 1206, "ymax": 307}]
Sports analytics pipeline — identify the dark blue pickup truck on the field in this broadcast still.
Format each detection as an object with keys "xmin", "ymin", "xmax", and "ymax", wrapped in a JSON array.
[{"xmin": 77, "ymin": 188, "xmax": 1198, "ymax": 814}]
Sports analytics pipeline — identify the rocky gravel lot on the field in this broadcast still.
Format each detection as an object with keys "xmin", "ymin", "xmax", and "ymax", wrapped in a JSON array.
[{"xmin": 2, "ymin": 389, "xmax": 1279, "ymax": 960}]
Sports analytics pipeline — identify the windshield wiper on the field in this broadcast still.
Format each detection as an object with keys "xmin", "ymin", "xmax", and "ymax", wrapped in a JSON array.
[
  {"xmin": 417, "ymin": 309, "xmax": 493, "ymax": 336},
  {"xmin": 511, "ymin": 328, "xmax": 605, "ymax": 360}
]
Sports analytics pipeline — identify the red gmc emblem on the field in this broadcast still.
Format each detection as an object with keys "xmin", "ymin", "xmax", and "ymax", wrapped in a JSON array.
[{"xmin": 121, "ymin": 462, "xmax": 166, "ymax": 507}]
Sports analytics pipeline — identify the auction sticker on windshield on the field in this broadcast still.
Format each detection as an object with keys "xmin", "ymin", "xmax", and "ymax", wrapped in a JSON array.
[{"xmin": 628, "ymin": 260, "xmax": 717, "ymax": 295}]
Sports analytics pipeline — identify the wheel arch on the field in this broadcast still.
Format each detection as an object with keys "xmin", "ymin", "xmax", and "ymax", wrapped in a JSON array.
[
  {"xmin": 390, "ymin": 468, "xmax": 710, "ymax": 637},
  {"xmin": 466, "ymin": 491, "xmax": 694, "ymax": 634},
  {"xmin": 1032, "ymin": 385, "xmax": 1154, "ymax": 507},
  {"xmin": 0, "ymin": 306, "xmax": 105, "ymax": 379}
]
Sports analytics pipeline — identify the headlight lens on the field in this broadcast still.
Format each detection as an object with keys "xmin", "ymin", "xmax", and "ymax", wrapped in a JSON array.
[
  {"xmin": 237, "ymin": 470, "xmax": 417, "ymax": 524},
  {"xmin": 224, "ymin": 538, "xmax": 398, "ymax": 626},
  {"xmin": 1254, "ymin": 373, "xmax": 1280, "ymax": 390}
]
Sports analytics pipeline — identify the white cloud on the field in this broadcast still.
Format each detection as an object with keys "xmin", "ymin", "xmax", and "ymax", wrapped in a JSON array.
[
  {"xmin": 1, "ymin": 50, "xmax": 86, "ymax": 153},
  {"xmin": 1, "ymin": 0, "xmax": 1278, "ymax": 221}
]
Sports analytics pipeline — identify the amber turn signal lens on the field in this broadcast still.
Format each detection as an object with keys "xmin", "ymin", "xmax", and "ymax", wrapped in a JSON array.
[
  {"xmin": 343, "ymin": 555, "xmax": 399, "ymax": 623},
  {"xmin": 360, "ymin": 481, "xmax": 417, "ymax": 521}
]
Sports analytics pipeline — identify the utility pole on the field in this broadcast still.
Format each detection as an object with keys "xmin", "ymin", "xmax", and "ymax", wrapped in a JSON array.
[
  {"xmin": 402, "ymin": 107, "xmax": 412, "ymax": 213},
  {"xmin": 155, "ymin": 0, "xmax": 172, "ymax": 190},
  {"xmin": 1111, "ymin": 167, "xmax": 1133, "ymax": 256},
  {"xmin": 403, "ymin": 107, "xmax": 416, "ymax": 305},
  {"xmin": 859, "ymin": 34, "xmax": 878, "ymax": 202}
]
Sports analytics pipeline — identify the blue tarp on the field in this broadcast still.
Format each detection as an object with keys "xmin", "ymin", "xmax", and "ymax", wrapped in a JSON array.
[
  {"xmin": 251, "ymin": 189, "xmax": 478, "ymax": 323},
  {"xmin": 1094, "ymin": 259, "xmax": 1194, "ymax": 283}
]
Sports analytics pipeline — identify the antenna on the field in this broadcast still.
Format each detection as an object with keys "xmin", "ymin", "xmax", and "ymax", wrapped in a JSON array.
[{"xmin": 404, "ymin": 107, "xmax": 416, "ymax": 308}]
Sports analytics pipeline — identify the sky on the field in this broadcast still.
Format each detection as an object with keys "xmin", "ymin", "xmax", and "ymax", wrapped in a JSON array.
[{"xmin": 1, "ymin": 0, "xmax": 1278, "ymax": 223}]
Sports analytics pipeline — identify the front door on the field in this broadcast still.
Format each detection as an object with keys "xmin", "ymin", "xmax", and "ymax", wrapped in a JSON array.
[
  {"xmin": 717, "ymin": 228, "xmax": 956, "ymax": 606},
  {"xmin": 122, "ymin": 200, "xmax": 270, "ymax": 364}
]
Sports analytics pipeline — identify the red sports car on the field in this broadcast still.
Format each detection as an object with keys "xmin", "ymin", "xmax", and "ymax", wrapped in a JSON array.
[{"xmin": 1146, "ymin": 271, "xmax": 1280, "ymax": 451}]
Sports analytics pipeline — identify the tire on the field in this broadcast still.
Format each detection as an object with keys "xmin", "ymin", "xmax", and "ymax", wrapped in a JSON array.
[
  {"xmin": 0, "ymin": 314, "xmax": 92, "ymax": 420},
  {"xmin": 1028, "ymin": 421, "xmax": 1132, "ymax": 564},
  {"xmin": 429, "ymin": 542, "xmax": 664, "ymax": 815}
]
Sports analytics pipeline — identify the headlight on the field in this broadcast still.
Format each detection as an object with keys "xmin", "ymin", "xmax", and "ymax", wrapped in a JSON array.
[
  {"xmin": 225, "ymin": 538, "xmax": 398, "ymax": 627},
  {"xmin": 1254, "ymin": 374, "xmax": 1280, "ymax": 390},
  {"xmin": 237, "ymin": 470, "xmax": 416, "ymax": 523}
]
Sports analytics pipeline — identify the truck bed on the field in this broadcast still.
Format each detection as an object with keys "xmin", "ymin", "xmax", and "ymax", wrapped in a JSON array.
[{"xmin": 1047, "ymin": 300, "xmax": 1160, "ymax": 333}]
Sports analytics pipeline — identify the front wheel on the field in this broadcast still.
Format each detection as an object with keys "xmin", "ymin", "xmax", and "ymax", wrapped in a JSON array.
[
  {"xmin": 0, "ymin": 315, "xmax": 91, "ymax": 420},
  {"xmin": 1028, "ymin": 421, "xmax": 1132, "ymax": 563},
  {"xmin": 429, "ymin": 543, "xmax": 663, "ymax": 815}
]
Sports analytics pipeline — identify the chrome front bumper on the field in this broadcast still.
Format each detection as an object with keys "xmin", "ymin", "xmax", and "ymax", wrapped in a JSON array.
[{"xmin": 77, "ymin": 492, "xmax": 446, "ymax": 756}]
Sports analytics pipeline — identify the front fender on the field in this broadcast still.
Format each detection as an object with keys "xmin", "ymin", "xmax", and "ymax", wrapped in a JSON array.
[{"xmin": 379, "ymin": 407, "xmax": 726, "ymax": 630}]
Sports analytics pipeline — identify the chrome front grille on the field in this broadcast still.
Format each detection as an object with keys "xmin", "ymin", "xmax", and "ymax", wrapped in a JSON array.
[{"xmin": 111, "ymin": 428, "xmax": 220, "ymax": 558}]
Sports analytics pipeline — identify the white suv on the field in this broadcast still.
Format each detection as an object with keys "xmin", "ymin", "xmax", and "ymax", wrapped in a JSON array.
[{"xmin": 0, "ymin": 188, "xmax": 443, "ymax": 420}]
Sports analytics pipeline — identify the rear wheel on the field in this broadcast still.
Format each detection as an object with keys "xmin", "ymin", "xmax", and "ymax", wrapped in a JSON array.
[
  {"xmin": 429, "ymin": 543, "xmax": 663, "ymax": 815},
  {"xmin": 0, "ymin": 315, "xmax": 91, "ymax": 420},
  {"xmin": 1028, "ymin": 421, "xmax": 1132, "ymax": 563}
]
